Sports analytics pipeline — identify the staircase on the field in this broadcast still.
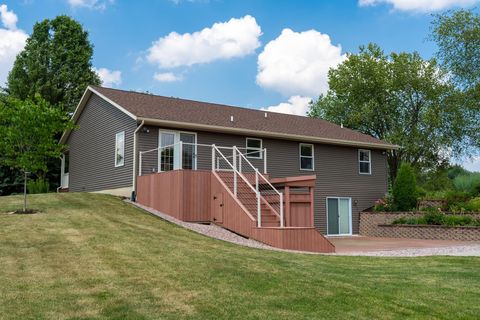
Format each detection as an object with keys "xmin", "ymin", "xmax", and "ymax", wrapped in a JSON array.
[{"xmin": 216, "ymin": 171, "xmax": 281, "ymax": 227}]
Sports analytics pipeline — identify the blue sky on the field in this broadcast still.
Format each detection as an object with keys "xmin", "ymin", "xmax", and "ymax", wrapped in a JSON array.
[{"xmin": 0, "ymin": 0, "xmax": 479, "ymax": 170}]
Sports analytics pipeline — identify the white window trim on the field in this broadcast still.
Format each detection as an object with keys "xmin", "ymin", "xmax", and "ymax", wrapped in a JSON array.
[
  {"xmin": 358, "ymin": 149, "xmax": 372, "ymax": 175},
  {"xmin": 299, "ymin": 143, "xmax": 314, "ymax": 171},
  {"xmin": 115, "ymin": 131, "xmax": 125, "ymax": 167},
  {"xmin": 326, "ymin": 197, "xmax": 352, "ymax": 236},
  {"xmin": 158, "ymin": 130, "xmax": 198, "ymax": 171},
  {"xmin": 245, "ymin": 138, "xmax": 263, "ymax": 159}
]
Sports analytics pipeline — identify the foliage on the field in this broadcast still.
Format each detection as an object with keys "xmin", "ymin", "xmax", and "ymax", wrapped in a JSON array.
[
  {"xmin": 431, "ymin": 9, "xmax": 480, "ymax": 88},
  {"xmin": 7, "ymin": 15, "xmax": 100, "ymax": 113},
  {"xmin": 0, "ymin": 166, "xmax": 23, "ymax": 196},
  {"xmin": 453, "ymin": 172, "xmax": 480, "ymax": 196},
  {"xmin": 0, "ymin": 97, "xmax": 73, "ymax": 175},
  {"xmin": 431, "ymin": 9, "xmax": 480, "ymax": 150},
  {"xmin": 392, "ymin": 212, "xmax": 480, "ymax": 226},
  {"xmin": 392, "ymin": 163, "xmax": 418, "ymax": 211},
  {"xmin": 416, "ymin": 165, "xmax": 453, "ymax": 193},
  {"xmin": 309, "ymin": 43, "xmax": 467, "ymax": 182},
  {"xmin": 27, "ymin": 178, "xmax": 50, "ymax": 194}
]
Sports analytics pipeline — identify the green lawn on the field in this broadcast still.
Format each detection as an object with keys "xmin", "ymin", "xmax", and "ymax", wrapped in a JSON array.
[{"xmin": 0, "ymin": 193, "xmax": 479, "ymax": 319}]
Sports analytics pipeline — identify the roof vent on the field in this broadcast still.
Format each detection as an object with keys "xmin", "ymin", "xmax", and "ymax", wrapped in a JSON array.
[
  {"xmin": 230, "ymin": 115, "xmax": 234, "ymax": 122},
  {"xmin": 264, "ymin": 112, "xmax": 268, "ymax": 118}
]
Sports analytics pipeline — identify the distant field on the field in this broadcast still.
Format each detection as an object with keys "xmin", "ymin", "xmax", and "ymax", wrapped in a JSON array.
[{"xmin": 0, "ymin": 193, "xmax": 479, "ymax": 319}]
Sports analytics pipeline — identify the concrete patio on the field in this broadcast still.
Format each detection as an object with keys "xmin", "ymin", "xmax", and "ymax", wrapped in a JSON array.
[{"xmin": 329, "ymin": 236, "xmax": 480, "ymax": 254}]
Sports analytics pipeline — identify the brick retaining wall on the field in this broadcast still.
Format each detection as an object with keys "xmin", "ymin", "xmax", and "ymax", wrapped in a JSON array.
[{"xmin": 360, "ymin": 212, "xmax": 480, "ymax": 241}]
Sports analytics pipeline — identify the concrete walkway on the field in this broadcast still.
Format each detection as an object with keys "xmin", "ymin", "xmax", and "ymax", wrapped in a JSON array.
[{"xmin": 128, "ymin": 200, "xmax": 480, "ymax": 257}]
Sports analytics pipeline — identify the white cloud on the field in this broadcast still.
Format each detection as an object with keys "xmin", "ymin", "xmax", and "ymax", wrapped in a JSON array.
[
  {"xmin": 153, "ymin": 72, "xmax": 183, "ymax": 82},
  {"xmin": 147, "ymin": 15, "xmax": 262, "ymax": 68},
  {"xmin": 0, "ymin": 4, "xmax": 27, "ymax": 86},
  {"xmin": 68, "ymin": 0, "xmax": 114, "ymax": 10},
  {"xmin": 461, "ymin": 156, "xmax": 480, "ymax": 172},
  {"xmin": 358, "ymin": 0, "xmax": 478, "ymax": 12},
  {"xmin": 93, "ymin": 67, "xmax": 122, "ymax": 87},
  {"xmin": 256, "ymin": 28, "xmax": 345, "ymax": 97},
  {"xmin": 0, "ymin": 4, "xmax": 18, "ymax": 30},
  {"xmin": 262, "ymin": 96, "xmax": 312, "ymax": 116}
]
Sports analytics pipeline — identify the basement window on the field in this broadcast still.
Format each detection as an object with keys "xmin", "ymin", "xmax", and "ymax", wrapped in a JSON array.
[
  {"xmin": 359, "ymin": 149, "xmax": 371, "ymax": 174},
  {"xmin": 299, "ymin": 143, "xmax": 314, "ymax": 171},
  {"xmin": 115, "ymin": 131, "xmax": 125, "ymax": 167},
  {"xmin": 246, "ymin": 138, "xmax": 262, "ymax": 159}
]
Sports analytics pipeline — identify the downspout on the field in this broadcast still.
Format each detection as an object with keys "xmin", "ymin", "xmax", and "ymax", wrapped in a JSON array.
[{"xmin": 132, "ymin": 120, "xmax": 145, "ymax": 201}]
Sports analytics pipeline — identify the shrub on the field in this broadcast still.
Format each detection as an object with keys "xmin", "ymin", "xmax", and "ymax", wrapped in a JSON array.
[
  {"xmin": 443, "ymin": 190, "xmax": 470, "ymax": 211},
  {"xmin": 423, "ymin": 208, "xmax": 445, "ymax": 225},
  {"xmin": 27, "ymin": 178, "xmax": 50, "ymax": 194},
  {"xmin": 453, "ymin": 172, "xmax": 480, "ymax": 196},
  {"xmin": 444, "ymin": 215, "xmax": 474, "ymax": 226},
  {"xmin": 393, "ymin": 163, "xmax": 418, "ymax": 211},
  {"xmin": 466, "ymin": 197, "xmax": 480, "ymax": 212}
]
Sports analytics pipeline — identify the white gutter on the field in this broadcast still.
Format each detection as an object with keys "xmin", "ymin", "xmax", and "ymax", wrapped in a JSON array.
[{"xmin": 132, "ymin": 120, "xmax": 145, "ymax": 198}]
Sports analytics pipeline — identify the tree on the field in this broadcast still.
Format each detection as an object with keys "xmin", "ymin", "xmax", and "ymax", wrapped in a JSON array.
[
  {"xmin": 392, "ymin": 163, "xmax": 418, "ymax": 211},
  {"xmin": 0, "ymin": 97, "xmax": 73, "ymax": 211},
  {"xmin": 309, "ymin": 44, "xmax": 467, "ymax": 182},
  {"xmin": 430, "ymin": 9, "xmax": 480, "ymax": 150},
  {"xmin": 7, "ymin": 15, "xmax": 100, "ymax": 113}
]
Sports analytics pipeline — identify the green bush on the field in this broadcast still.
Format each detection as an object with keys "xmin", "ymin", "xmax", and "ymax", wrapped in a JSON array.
[
  {"xmin": 443, "ymin": 215, "xmax": 474, "ymax": 226},
  {"xmin": 453, "ymin": 173, "xmax": 480, "ymax": 196},
  {"xmin": 27, "ymin": 178, "xmax": 50, "ymax": 194},
  {"xmin": 393, "ymin": 163, "xmax": 418, "ymax": 211},
  {"xmin": 423, "ymin": 210, "xmax": 445, "ymax": 225},
  {"xmin": 466, "ymin": 197, "xmax": 480, "ymax": 212},
  {"xmin": 443, "ymin": 190, "xmax": 470, "ymax": 211}
]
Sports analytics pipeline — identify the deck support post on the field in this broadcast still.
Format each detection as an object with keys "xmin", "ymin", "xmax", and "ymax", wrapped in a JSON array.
[
  {"xmin": 280, "ymin": 192, "xmax": 284, "ymax": 227},
  {"xmin": 233, "ymin": 147, "xmax": 237, "ymax": 197},
  {"xmin": 139, "ymin": 152, "xmax": 142, "ymax": 176},
  {"xmin": 309, "ymin": 187, "xmax": 315, "ymax": 227},
  {"xmin": 264, "ymin": 148, "xmax": 267, "ymax": 174},
  {"xmin": 284, "ymin": 186, "xmax": 290, "ymax": 227},
  {"xmin": 211, "ymin": 145, "xmax": 216, "ymax": 171}
]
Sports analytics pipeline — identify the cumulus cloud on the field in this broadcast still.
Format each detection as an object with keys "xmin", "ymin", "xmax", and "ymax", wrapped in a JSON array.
[
  {"xmin": 153, "ymin": 72, "xmax": 183, "ymax": 82},
  {"xmin": 93, "ymin": 67, "xmax": 122, "ymax": 87},
  {"xmin": 68, "ymin": 0, "xmax": 114, "ymax": 10},
  {"xmin": 262, "ymin": 96, "xmax": 312, "ymax": 116},
  {"xmin": 358, "ymin": 0, "xmax": 478, "ymax": 12},
  {"xmin": 147, "ymin": 15, "xmax": 262, "ymax": 68},
  {"xmin": 0, "ymin": 4, "xmax": 27, "ymax": 86},
  {"xmin": 0, "ymin": 4, "xmax": 18, "ymax": 30},
  {"xmin": 256, "ymin": 28, "xmax": 345, "ymax": 97}
]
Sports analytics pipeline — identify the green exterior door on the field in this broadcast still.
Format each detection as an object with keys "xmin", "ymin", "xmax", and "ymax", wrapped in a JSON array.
[{"xmin": 327, "ymin": 197, "xmax": 351, "ymax": 235}]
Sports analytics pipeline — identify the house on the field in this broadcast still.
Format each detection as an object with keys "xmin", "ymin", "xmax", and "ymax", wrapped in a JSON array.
[{"xmin": 59, "ymin": 85, "xmax": 397, "ymax": 252}]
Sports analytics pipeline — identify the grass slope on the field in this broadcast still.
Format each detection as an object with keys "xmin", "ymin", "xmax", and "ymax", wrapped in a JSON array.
[{"xmin": 0, "ymin": 193, "xmax": 479, "ymax": 319}]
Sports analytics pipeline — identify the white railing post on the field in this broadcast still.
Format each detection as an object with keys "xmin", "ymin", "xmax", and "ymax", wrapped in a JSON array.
[
  {"xmin": 255, "ymin": 168, "xmax": 259, "ymax": 192},
  {"xmin": 239, "ymin": 151, "xmax": 242, "ymax": 173},
  {"xmin": 264, "ymin": 148, "xmax": 267, "ymax": 174},
  {"xmin": 211, "ymin": 144, "xmax": 216, "ymax": 171},
  {"xmin": 139, "ymin": 152, "xmax": 143, "ymax": 176},
  {"xmin": 178, "ymin": 141, "xmax": 183, "ymax": 170},
  {"xmin": 257, "ymin": 191, "xmax": 261, "ymax": 227},
  {"xmin": 233, "ymin": 147, "xmax": 237, "ymax": 197},
  {"xmin": 279, "ymin": 192, "xmax": 284, "ymax": 227}
]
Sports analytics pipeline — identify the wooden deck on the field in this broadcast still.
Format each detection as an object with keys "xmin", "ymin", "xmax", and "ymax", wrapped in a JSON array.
[{"xmin": 136, "ymin": 170, "xmax": 335, "ymax": 253}]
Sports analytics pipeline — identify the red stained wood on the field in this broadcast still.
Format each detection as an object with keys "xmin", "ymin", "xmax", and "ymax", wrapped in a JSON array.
[{"xmin": 137, "ymin": 171, "xmax": 335, "ymax": 253}]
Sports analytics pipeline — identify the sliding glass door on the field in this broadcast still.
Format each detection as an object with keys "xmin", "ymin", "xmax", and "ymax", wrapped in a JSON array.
[{"xmin": 327, "ymin": 197, "xmax": 352, "ymax": 235}]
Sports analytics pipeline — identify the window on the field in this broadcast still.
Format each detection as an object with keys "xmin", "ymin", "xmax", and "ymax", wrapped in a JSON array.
[
  {"xmin": 300, "ymin": 143, "xmax": 314, "ymax": 170},
  {"xmin": 246, "ymin": 138, "xmax": 262, "ymax": 159},
  {"xmin": 359, "ymin": 149, "xmax": 371, "ymax": 174},
  {"xmin": 115, "ymin": 131, "xmax": 125, "ymax": 167}
]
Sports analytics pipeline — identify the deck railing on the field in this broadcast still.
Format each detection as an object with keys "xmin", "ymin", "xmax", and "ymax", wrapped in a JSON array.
[{"xmin": 138, "ymin": 142, "xmax": 284, "ymax": 228}]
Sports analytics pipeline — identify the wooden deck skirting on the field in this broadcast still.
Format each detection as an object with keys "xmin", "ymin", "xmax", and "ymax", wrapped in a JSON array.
[{"xmin": 136, "ymin": 170, "xmax": 335, "ymax": 253}]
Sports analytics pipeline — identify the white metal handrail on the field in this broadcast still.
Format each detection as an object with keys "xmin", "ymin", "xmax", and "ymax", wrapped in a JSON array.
[
  {"xmin": 234, "ymin": 146, "xmax": 284, "ymax": 227},
  {"xmin": 211, "ymin": 145, "xmax": 263, "ymax": 226}
]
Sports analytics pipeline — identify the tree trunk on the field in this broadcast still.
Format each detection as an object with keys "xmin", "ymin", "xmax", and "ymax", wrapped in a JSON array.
[{"xmin": 387, "ymin": 151, "xmax": 400, "ymax": 187}]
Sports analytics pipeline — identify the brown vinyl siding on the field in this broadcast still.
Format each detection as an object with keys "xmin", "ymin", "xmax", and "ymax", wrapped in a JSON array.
[
  {"xmin": 137, "ymin": 126, "xmax": 388, "ymax": 234},
  {"xmin": 67, "ymin": 94, "xmax": 136, "ymax": 192}
]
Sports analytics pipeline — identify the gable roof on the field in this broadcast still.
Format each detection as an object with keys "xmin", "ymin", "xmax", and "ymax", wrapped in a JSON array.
[{"xmin": 60, "ymin": 85, "xmax": 398, "ymax": 149}]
